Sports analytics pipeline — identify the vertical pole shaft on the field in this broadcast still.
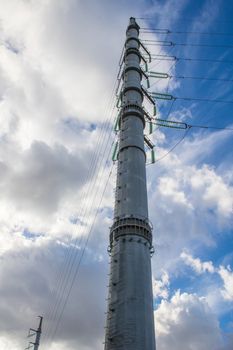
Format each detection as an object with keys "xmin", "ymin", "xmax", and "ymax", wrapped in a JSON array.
[
  {"xmin": 104, "ymin": 18, "xmax": 156, "ymax": 350},
  {"xmin": 34, "ymin": 317, "xmax": 43, "ymax": 350}
]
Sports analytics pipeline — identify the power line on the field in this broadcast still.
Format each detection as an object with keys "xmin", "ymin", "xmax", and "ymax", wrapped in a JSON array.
[
  {"xmin": 42, "ymin": 133, "xmax": 115, "ymax": 346},
  {"xmin": 147, "ymin": 121, "xmax": 233, "ymax": 165},
  {"xmin": 147, "ymin": 128, "xmax": 190, "ymax": 165},
  {"xmin": 151, "ymin": 92, "xmax": 233, "ymax": 104},
  {"xmin": 170, "ymin": 75, "xmax": 233, "ymax": 83},
  {"xmin": 148, "ymin": 69, "xmax": 233, "ymax": 86},
  {"xmin": 41, "ymin": 63, "xmax": 121, "ymax": 347},
  {"xmin": 141, "ymin": 28, "xmax": 233, "ymax": 36},
  {"xmin": 47, "ymin": 163, "xmax": 114, "ymax": 346},
  {"xmin": 42, "ymin": 145, "xmax": 114, "ymax": 347},
  {"xmin": 136, "ymin": 16, "xmax": 233, "ymax": 24},
  {"xmin": 148, "ymin": 60, "xmax": 177, "ymax": 89},
  {"xmin": 189, "ymin": 124, "xmax": 233, "ymax": 131},
  {"xmin": 178, "ymin": 96, "xmax": 233, "ymax": 104},
  {"xmin": 142, "ymin": 40, "xmax": 233, "ymax": 49},
  {"xmin": 150, "ymin": 54, "xmax": 233, "ymax": 64},
  {"xmin": 151, "ymin": 118, "xmax": 233, "ymax": 131},
  {"xmin": 41, "ymin": 62, "xmax": 120, "ymax": 345}
]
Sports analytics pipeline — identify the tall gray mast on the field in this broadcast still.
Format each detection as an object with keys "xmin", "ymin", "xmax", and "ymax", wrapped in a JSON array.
[
  {"xmin": 104, "ymin": 17, "xmax": 156, "ymax": 349},
  {"xmin": 25, "ymin": 316, "xmax": 43, "ymax": 350},
  {"xmin": 34, "ymin": 316, "xmax": 42, "ymax": 350}
]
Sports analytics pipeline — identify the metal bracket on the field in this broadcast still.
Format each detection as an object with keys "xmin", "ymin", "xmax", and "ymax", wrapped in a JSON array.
[
  {"xmin": 144, "ymin": 135, "xmax": 154, "ymax": 150},
  {"xmin": 142, "ymin": 86, "xmax": 156, "ymax": 105}
]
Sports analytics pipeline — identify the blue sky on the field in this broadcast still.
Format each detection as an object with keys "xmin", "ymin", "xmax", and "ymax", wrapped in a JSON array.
[
  {"xmin": 140, "ymin": 0, "xmax": 233, "ymax": 346},
  {"xmin": 0, "ymin": 1, "xmax": 232, "ymax": 350},
  {"xmin": 144, "ymin": 1, "xmax": 233, "ymax": 344}
]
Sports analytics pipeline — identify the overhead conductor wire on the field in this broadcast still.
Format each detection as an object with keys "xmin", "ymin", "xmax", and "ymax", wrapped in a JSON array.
[
  {"xmin": 42, "ymin": 107, "xmax": 117, "ymax": 346},
  {"xmin": 41, "ymin": 68, "xmax": 117, "ymax": 330},
  {"xmin": 141, "ymin": 39, "xmax": 233, "ymax": 49},
  {"xmin": 48, "ymin": 162, "xmax": 114, "ymax": 346},
  {"xmin": 137, "ymin": 19, "xmax": 233, "ymax": 164},
  {"xmin": 149, "ymin": 54, "xmax": 233, "ymax": 64},
  {"xmin": 42, "ymin": 109, "xmax": 116, "ymax": 346},
  {"xmin": 42, "ymin": 44, "xmax": 127, "ymax": 348},
  {"xmin": 148, "ymin": 121, "xmax": 233, "ymax": 165},
  {"xmin": 140, "ymin": 28, "xmax": 233, "ymax": 36},
  {"xmin": 41, "ymin": 50, "xmax": 124, "ymax": 348}
]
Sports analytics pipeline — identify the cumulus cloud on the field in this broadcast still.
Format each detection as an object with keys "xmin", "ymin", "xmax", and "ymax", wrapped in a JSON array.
[
  {"xmin": 0, "ymin": 225, "xmax": 109, "ymax": 350},
  {"xmin": 0, "ymin": 141, "xmax": 92, "ymax": 215},
  {"xmin": 155, "ymin": 291, "xmax": 224, "ymax": 350},
  {"xmin": 181, "ymin": 251, "xmax": 215, "ymax": 274},
  {"xmin": 153, "ymin": 271, "xmax": 170, "ymax": 299},
  {"xmin": 158, "ymin": 176, "xmax": 192, "ymax": 208},
  {"xmin": 149, "ymin": 135, "xmax": 233, "ymax": 275},
  {"xmin": 218, "ymin": 265, "xmax": 233, "ymax": 301},
  {"xmin": 190, "ymin": 165, "xmax": 233, "ymax": 219},
  {"xmin": 180, "ymin": 252, "xmax": 233, "ymax": 307}
]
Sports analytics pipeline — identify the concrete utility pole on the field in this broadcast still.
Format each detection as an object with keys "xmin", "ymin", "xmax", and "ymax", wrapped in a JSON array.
[
  {"xmin": 25, "ymin": 316, "xmax": 43, "ymax": 350},
  {"xmin": 104, "ymin": 17, "xmax": 156, "ymax": 349}
]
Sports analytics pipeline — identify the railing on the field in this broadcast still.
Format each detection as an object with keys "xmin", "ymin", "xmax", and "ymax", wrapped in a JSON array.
[{"xmin": 109, "ymin": 216, "xmax": 153, "ymax": 249}]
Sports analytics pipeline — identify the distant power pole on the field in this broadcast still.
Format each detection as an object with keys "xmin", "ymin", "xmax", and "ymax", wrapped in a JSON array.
[
  {"xmin": 25, "ymin": 316, "xmax": 43, "ymax": 350},
  {"xmin": 104, "ymin": 17, "xmax": 156, "ymax": 349}
]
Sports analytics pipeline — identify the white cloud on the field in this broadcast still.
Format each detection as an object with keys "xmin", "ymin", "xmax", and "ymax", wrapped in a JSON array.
[
  {"xmin": 148, "ymin": 134, "xmax": 233, "ymax": 274},
  {"xmin": 180, "ymin": 252, "xmax": 233, "ymax": 306},
  {"xmin": 155, "ymin": 291, "xmax": 224, "ymax": 350},
  {"xmin": 190, "ymin": 165, "xmax": 233, "ymax": 218},
  {"xmin": 219, "ymin": 265, "xmax": 233, "ymax": 301},
  {"xmin": 158, "ymin": 176, "xmax": 193, "ymax": 208},
  {"xmin": 0, "ymin": 336, "xmax": 21, "ymax": 350},
  {"xmin": 181, "ymin": 251, "xmax": 215, "ymax": 274},
  {"xmin": 153, "ymin": 271, "xmax": 170, "ymax": 299}
]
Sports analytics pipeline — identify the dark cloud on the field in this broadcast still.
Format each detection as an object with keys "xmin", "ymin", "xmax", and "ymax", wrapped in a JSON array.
[
  {"xmin": 0, "ymin": 233, "xmax": 109, "ymax": 349},
  {"xmin": 1, "ymin": 141, "xmax": 91, "ymax": 215}
]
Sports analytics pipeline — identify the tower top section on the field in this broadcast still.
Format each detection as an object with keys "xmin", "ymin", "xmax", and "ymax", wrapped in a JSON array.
[{"xmin": 127, "ymin": 17, "xmax": 140, "ymax": 33}]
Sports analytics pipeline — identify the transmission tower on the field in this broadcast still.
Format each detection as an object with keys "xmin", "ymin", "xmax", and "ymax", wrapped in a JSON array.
[
  {"xmin": 25, "ymin": 316, "xmax": 43, "ymax": 350},
  {"xmin": 104, "ymin": 18, "xmax": 156, "ymax": 349}
]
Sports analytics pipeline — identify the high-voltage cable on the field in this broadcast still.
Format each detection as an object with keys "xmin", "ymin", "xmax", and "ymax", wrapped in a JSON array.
[
  {"xmin": 42, "ymin": 144, "xmax": 115, "ymax": 347},
  {"xmin": 136, "ymin": 16, "xmax": 233, "ymax": 24},
  {"xmin": 151, "ymin": 92, "xmax": 233, "ymax": 104},
  {"xmin": 41, "ymin": 66, "xmax": 121, "ymax": 347},
  {"xmin": 141, "ymin": 28, "xmax": 233, "ymax": 36},
  {"xmin": 42, "ymin": 103, "xmax": 116, "ymax": 338},
  {"xmin": 142, "ymin": 39, "xmax": 233, "ymax": 49},
  {"xmin": 42, "ymin": 130, "xmax": 115, "ymax": 346},
  {"xmin": 146, "ymin": 70, "xmax": 233, "ymax": 84},
  {"xmin": 149, "ymin": 54, "xmax": 233, "ymax": 64},
  {"xmin": 147, "ymin": 128, "xmax": 190, "ymax": 165},
  {"xmin": 146, "ymin": 121, "xmax": 233, "ymax": 165},
  {"xmin": 41, "ymin": 55, "xmax": 124, "ymax": 347},
  {"xmin": 46, "ymin": 163, "xmax": 114, "ymax": 347},
  {"xmin": 169, "ymin": 75, "xmax": 233, "ymax": 83},
  {"xmin": 188, "ymin": 124, "xmax": 233, "ymax": 131},
  {"xmin": 150, "ymin": 118, "xmax": 233, "ymax": 131}
]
